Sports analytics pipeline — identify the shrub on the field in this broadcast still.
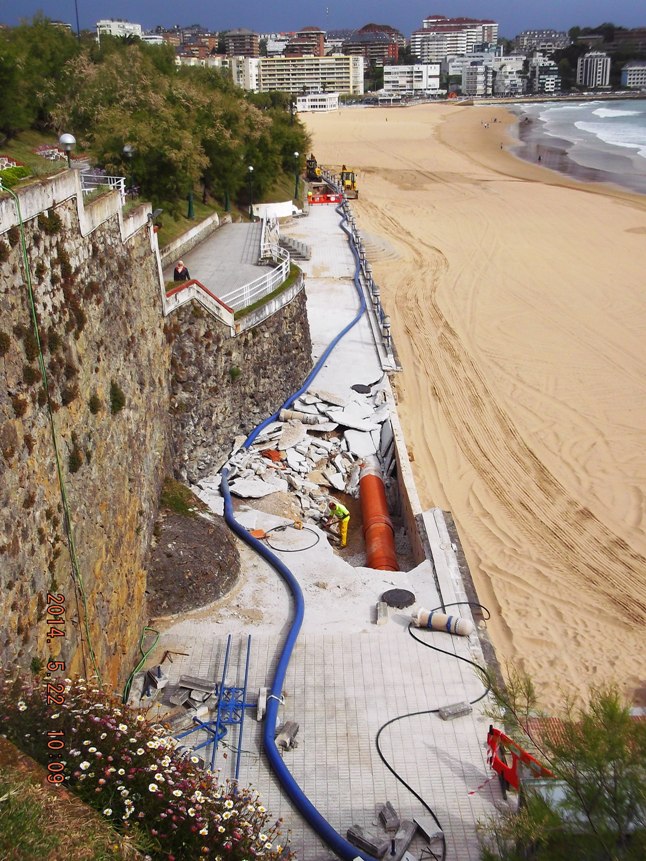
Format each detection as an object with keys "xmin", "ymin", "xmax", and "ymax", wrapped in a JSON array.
[
  {"xmin": 110, "ymin": 381, "xmax": 126, "ymax": 414},
  {"xmin": 48, "ymin": 328, "xmax": 61, "ymax": 352},
  {"xmin": 89, "ymin": 393, "xmax": 102, "ymax": 414},
  {"xmin": 11, "ymin": 395, "xmax": 27, "ymax": 417},
  {"xmin": 229, "ymin": 365, "xmax": 242, "ymax": 382},
  {"xmin": 0, "ymin": 331, "xmax": 10, "ymax": 357},
  {"xmin": 37, "ymin": 210, "xmax": 62, "ymax": 235},
  {"xmin": 0, "ymin": 165, "xmax": 30, "ymax": 187},
  {"xmin": 7, "ymin": 226, "xmax": 20, "ymax": 247},
  {"xmin": 23, "ymin": 364, "xmax": 41, "ymax": 385},
  {"xmin": 22, "ymin": 327, "xmax": 39, "ymax": 362},
  {"xmin": 0, "ymin": 674, "xmax": 291, "ymax": 861},
  {"xmin": 61, "ymin": 384, "xmax": 79, "ymax": 406},
  {"xmin": 68, "ymin": 445, "xmax": 83, "ymax": 473},
  {"xmin": 0, "ymin": 241, "xmax": 10, "ymax": 263}
]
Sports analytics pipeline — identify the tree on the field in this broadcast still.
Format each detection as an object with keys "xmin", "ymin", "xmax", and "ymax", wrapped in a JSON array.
[{"xmin": 478, "ymin": 668, "xmax": 646, "ymax": 861}]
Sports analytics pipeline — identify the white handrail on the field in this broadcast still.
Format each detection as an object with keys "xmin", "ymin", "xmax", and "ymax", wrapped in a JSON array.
[{"xmin": 220, "ymin": 245, "xmax": 290, "ymax": 312}]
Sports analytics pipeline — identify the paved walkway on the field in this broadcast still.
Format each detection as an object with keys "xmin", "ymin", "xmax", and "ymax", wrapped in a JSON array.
[
  {"xmin": 153, "ymin": 205, "xmax": 503, "ymax": 860},
  {"xmin": 163, "ymin": 221, "xmax": 274, "ymax": 305}
]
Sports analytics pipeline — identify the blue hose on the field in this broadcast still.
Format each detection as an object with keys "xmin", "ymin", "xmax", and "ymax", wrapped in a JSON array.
[
  {"xmin": 221, "ymin": 200, "xmax": 378, "ymax": 860},
  {"xmin": 243, "ymin": 203, "xmax": 366, "ymax": 449}
]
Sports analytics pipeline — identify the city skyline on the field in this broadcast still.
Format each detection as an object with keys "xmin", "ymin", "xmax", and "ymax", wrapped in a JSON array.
[{"xmin": 4, "ymin": 1, "xmax": 646, "ymax": 40}]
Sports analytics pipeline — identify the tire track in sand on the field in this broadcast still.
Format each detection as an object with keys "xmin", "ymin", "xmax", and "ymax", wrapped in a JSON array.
[{"xmin": 361, "ymin": 201, "xmax": 646, "ymax": 626}]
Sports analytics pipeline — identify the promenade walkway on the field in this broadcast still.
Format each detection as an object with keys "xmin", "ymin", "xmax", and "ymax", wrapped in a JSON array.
[
  {"xmin": 163, "ymin": 221, "xmax": 274, "ymax": 304},
  {"xmin": 153, "ymin": 205, "xmax": 503, "ymax": 860}
]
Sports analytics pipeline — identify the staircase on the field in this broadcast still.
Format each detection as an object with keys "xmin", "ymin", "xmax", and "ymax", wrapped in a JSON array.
[{"xmin": 279, "ymin": 234, "xmax": 311, "ymax": 260}]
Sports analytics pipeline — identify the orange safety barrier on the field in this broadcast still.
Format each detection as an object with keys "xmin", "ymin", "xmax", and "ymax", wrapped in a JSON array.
[
  {"xmin": 359, "ymin": 457, "xmax": 398, "ymax": 571},
  {"xmin": 486, "ymin": 725, "xmax": 554, "ymax": 790},
  {"xmin": 307, "ymin": 193, "xmax": 342, "ymax": 205}
]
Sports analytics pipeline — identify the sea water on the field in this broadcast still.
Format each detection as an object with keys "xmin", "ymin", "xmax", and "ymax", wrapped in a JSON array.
[{"xmin": 510, "ymin": 99, "xmax": 646, "ymax": 194}]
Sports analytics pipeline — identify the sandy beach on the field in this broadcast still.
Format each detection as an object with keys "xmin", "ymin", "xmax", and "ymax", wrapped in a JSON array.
[{"xmin": 303, "ymin": 103, "xmax": 646, "ymax": 710}]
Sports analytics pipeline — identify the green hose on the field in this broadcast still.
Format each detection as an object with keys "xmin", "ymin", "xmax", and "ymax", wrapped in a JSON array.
[{"xmin": 122, "ymin": 626, "xmax": 160, "ymax": 704}]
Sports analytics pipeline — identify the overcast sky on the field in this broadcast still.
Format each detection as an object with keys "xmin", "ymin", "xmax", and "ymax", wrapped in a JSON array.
[{"xmin": 4, "ymin": 2, "xmax": 645, "ymax": 39}]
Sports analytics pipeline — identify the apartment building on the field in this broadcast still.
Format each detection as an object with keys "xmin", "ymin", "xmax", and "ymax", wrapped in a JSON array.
[
  {"xmin": 383, "ymin": 64, "xmax": 442, "ymax": 95},
  {"xmin": 411, "ymin": 15, "xmax": 498, "ymax": 62},
  {"xmin": 229, "ymin": 56, "xmax": 260, "ymax": 91},
  {"xmin": 514, "ymin": 29, "xmax": 570, "ymax": 53},
  {"xmin": 284, "ymin": 26, "xmax": 325, "ymax": 57},
  {"xmin": 255, "ymin": 54, "xmax": 364, "ymax": 95},
  {"xmin": 224, "ymin": 28, "xmax": 259, "ymax": 57},
  {"xmin": 342, "ymin": 26, "xmax": 401, "ymax": 66},
  {"xmin": 577, "ymin": 51, "xmax": 611, "ymax": 88},
  {"xmin": 462, "ymin": 62, "xmax": 494, "ymax": 96},
  {"xmin": 621, "ymin": 60, "xmax": 646, "ymax": 88},
  {"xmin": 493, "ymin": 63, "xmax": 526, "ymax": 96},
  {"xmin": 529, "ymin": 56, "xmax": 561, "ymax": 93},
  {"xmin": 96, "ymin": 19, "xmax": 142, "ymax": 40}
]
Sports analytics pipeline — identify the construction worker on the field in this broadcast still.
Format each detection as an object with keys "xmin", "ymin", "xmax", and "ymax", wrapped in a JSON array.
[{"xmin": 325, "ymin": 499, "xmax": 350, "ymax": 548}]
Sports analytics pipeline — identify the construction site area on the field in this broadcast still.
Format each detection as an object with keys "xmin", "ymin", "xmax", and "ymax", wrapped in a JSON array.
[{"xmin": 144, "ymin": 189, "xmax": 506, "ymax": 861}]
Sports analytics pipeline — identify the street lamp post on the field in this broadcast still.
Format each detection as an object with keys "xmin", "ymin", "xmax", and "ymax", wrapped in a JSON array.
[
  {"xmin": 248, "ymin": 165, "xmax": 254, "ymax": 219},
  {"xmin": 293, "ymin": 151, "xmax": 299, "ymax": 200},
  {"xmin": 123, "ymin": 144, "xmax": 135, "ymax": 192},
  {"xmin": 59, "ymin": 133, "xmax": 76, "ymax": 168}
]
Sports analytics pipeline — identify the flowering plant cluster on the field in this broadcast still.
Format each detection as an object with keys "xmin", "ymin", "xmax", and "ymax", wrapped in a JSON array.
[{"xmin": 0, "ymin": 672, "xmax": 291, "ymax": 860}]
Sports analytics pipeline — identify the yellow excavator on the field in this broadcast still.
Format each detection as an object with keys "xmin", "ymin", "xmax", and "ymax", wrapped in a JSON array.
[
  {"xmin": 340, "ymin": 165, "xmax": 358, "ymax": 198},
  {"xmin": 306, "ymin": 154, "xmax": 322, "ymax": 182}
]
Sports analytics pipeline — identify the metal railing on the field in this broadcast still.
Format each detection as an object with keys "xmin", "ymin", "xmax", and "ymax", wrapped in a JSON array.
[
  {"xmin": 80, "ymin": 173, "xmax": 126, "ymax": 205},
  {"xmin": 220, "ymin": 245, "xmax": 290, "ymax": 312},
  {"xmin": 164, "ymin": 279, "xmax": 235, "ymax": 332}
]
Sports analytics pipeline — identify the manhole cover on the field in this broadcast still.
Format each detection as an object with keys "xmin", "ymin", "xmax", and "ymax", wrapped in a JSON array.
[{"xmin": 381, "ymin": 588, "xmax": 415, "ymax": 609}]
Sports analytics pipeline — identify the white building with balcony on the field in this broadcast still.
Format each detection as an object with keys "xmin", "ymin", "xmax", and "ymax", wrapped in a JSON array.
[
  {"xmin": 621, "ymin": 61, "xmax": 646, "ymax": 88},
  {"xmin": 462, "ymin": 62, "xmax": 494, "ymax": 96},
  {"xmin": 296, "ymin": 92, "xmax": 339, "ymax": 111},
  {"xmin": 383, "ymin": 64, "xmax": 442, "ymax": 95},
  {"xmin": 577, "ymin": 51, "xmax": 611, "ymax": 88},
  {"xmin": 256, "ymin": 55, "xmax": 364, "ymax": 95},
  {"xmin": 96, "ymin": 19, "xmax": 142, "ymax": 40}
]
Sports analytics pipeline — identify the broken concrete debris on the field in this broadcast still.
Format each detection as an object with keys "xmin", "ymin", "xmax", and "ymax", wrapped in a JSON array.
[{"xmin": 192, "ymin": 382, "xmax": 396, "ymax": 531}]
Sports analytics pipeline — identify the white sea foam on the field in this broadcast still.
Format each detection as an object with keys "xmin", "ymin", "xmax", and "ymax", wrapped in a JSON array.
[
  {"xmin": 575, "ymin": 120, "xmax": 646, "ymax": 158},
  {"xmin": 592, "ymin": 108, "xmax": 642, "ymax": 118}
]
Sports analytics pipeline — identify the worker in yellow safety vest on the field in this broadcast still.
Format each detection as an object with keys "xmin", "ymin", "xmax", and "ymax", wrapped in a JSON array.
[{"xmin": 325, "ymin": 500, "xmax": 350, "ymax": 548}]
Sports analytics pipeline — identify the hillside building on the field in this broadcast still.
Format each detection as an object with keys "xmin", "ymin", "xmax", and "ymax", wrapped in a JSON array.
[
  {"xmin": 621, "ymin": 60, "xmax": 646, "ymax": 88},
  {"xmin": 411, "ymin": 15, "xmax": 498, "ymax": 62},
  {"xmin": 342, "ymin": 25, "xmax": 403, "ymax": 66},
  {"xmin": 96, "ymin": 19, "xmax": 142, "ymax": 40},
  {"xmin": 513, "ymin": 29, "xmax": 570, "ymax": 53},
  {"xmin": 577, "ymin": 51, "xmax": 611, "ymax": 88},
  {"xmin": 284, "ymin": 26, "xmax": 326, "ymax": 57},
  {"xmin": 224, "ymin": 28, "xmax": 259, "ymax": 58},
  {"xmin": 529, "ymin": 55, "xmax": 561, "ymax": 93}
]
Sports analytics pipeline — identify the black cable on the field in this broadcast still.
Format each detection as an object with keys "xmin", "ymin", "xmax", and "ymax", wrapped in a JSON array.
[
  {"xmin": 374, "ymin": 602, "xmax": 493, "ymax": 861},
  {"xmin": 263, "ymin": 524, "xmax": 321, "ymax": 553}
]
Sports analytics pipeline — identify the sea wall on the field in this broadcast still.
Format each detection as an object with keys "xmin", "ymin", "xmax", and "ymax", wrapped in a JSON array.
[
  {"xmin": 0, "ymin": 185, "xmax": 172, "ymax": 685},
  {"xmin": 169, "ymin": 288, "xmax": 313, "ymax": 483},
  {"xmin": 0, "ymin": 175, "xmax": 314, "ymax": 681}
]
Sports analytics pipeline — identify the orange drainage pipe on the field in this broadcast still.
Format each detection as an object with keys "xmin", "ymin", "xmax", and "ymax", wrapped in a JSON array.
[{"xmin": 359, "ymin": 456, "xmax": 398, "ymax": 571}]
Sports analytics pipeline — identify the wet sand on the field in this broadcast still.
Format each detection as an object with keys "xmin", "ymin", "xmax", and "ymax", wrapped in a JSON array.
[{"xmin": 303, "ymin": 104, "xmax": 646, "ymax": 709}]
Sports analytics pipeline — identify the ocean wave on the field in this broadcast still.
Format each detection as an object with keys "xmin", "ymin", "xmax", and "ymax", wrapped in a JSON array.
[
  {"xmin": 593, "ymin": 107, "xmax": 642, "ymax": 118},
  {"xmin": 575, "ymin": 120, "xmax": 646, "ymax": 158}
]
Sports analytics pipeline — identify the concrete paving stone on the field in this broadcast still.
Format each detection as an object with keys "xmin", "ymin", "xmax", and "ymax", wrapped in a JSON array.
[{"xmin": 154, "ymin": 206, "xmax": 500, "ymax": 861}]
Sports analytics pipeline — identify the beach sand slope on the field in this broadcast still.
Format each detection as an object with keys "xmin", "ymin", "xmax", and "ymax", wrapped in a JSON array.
[{"xmin": 304, "ymin": 104, "xmax": 646, "ymax": 709}]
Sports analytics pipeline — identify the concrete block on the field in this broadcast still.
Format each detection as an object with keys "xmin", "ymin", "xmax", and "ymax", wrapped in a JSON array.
[
  {"xmin": 257, "ymin": 687, "xmax": 267, "ymax": 721},
  {"xmin": 378, "ymin": 801, "xmax": 400, "ymax": 832},
  {"xmin": 178, "ymin": 675, "xmax": 215, "ymax": 693},
  {"xmin": 276, "ymin": 720, "xmax": 299, "ymax": 750},
  {"xmin": 146, "ymin": 666, "xmax": 169, "ymax": 689},
  {"xmin": 376, "ymin": 602, "xmax": 389, "ymax": 626},
  {"xmin": 389, "ymin": 820, "xmax": 417, "ymax": 861},
  {"xmin": 438, "ymin": 701, "xmax": 473, "ymax": 721},
  {"xmin": 346, "ymin": 825, "xmax": 389, "ymax": 858},
  {"xmin": 168, "ymin": 688, "xmax": 191, "ymax": 707},
  {"xmin": 413, "ymin": 816, "xmax": 444, "ymax": 845}
]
